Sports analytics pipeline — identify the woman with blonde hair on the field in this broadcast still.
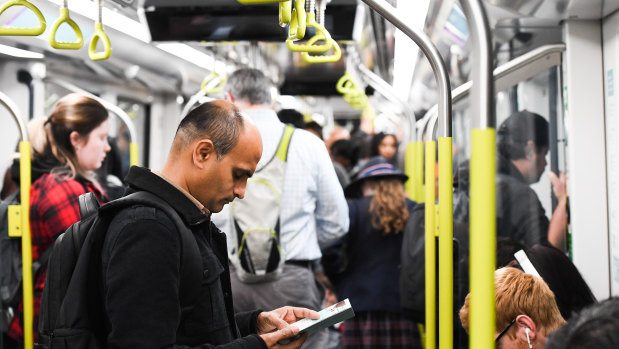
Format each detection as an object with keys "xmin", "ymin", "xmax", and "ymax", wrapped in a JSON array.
[
  {"xmin": 332, "ymin": 156, "xmax": 420, "ymax": 348},
  {"xmin": 7, "ymin": 93, "xmax": 111, "ymax": 346}
]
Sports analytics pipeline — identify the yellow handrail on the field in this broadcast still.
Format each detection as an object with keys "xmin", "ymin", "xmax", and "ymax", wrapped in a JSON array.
[
  {"xmin": 0, "ymin": 0, "xmax": 46, "ymax": 36},
  {"xmin": 129, "ymin": 142, "xmax": 139, "ymax": 167},
  {"xmin": 438, "ymin": 137, "xmax": 453, "ymax": 349},
  {"xmin": 470, "ymin": 129, "xmax": 497, "ymax": 349},
  {"xmin": 287, "ymin": 0, "xmax": 306, "ymax": 40},
  {"xmin": 424, "ymin": 140, "xmax": 437, "ymax": 349},
  {"xmin": 89, "ymin": 0, "xmax": 112, "ymax": 60},
  {"xmin": 286, "ymin": 12, "xmax": 332, "ymax": 52},
  {"xmin": 49, "ymin": 6, "xmax": 84, "ymax": 50}
]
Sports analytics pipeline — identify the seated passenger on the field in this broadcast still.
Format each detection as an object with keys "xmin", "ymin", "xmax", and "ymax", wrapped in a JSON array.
[
  {"xmin": 459, "ymin": 267, "xmax": 565, "ymax": 349},
  {"xmin": 510, "ymin": 245, "xmax": 596, "ymax": 320},
  {"xmin": 545, "ymin": 297, "xmax": 619, "ymax": 349}
]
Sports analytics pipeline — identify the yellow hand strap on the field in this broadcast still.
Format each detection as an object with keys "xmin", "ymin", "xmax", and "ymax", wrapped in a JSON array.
[
  {"xmin": 0, "ymin": 0, "xmax": 46, "ymax": 36},
  {"xmin": 49, "ymin": 7, "xmax": 84, "ymax": 50}
]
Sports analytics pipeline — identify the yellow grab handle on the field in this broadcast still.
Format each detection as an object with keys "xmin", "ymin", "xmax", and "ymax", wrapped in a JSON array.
[
  {"xmin": 336, "ymin": 73, "xmax": 358, "ymax": 95},
  {"xmin": 438, "ymin": 137, "xmax": 454, "ymax": 349},
  {"xmin": 469, "ymin": 129, "xmax": 497, "ymax": 349},
  {"xmin": 424, "ymin": 140, "xmax": 437, "ymax": 349},
  {"xmin": 201, "ymin": 71, "xmax": 217, "ymax": 92},
  {"xmin": 279, "ymin": 0, "xmax": 291, "ymax": 26},
  {"xmin": 286, "ymin": 13, "xmax": 333, "ymax": 52},
  {"xmin": 288, "ymin": 0, "xmax": 306, "ymax": 40},
  {"xmin": 201, "ymin": 71, "xmax": 227, "ymax": 94},
  {"xmin": 49, "ymin": 7, "xmax": 84, "ymax": 50},
  {"xmin": 0, "ymin": 0, "xmax": 46, "ymax": 36},
  {"xmin": 89, "ymin": 22, "xmax": 112, "ymax": 60},
  {"xmin": 301, "ymin": 37, "xmax": 341, "ymax": 63},
  {"xmin": 129, "ymin": 142, "xmax": 139, "ymax": 167}
]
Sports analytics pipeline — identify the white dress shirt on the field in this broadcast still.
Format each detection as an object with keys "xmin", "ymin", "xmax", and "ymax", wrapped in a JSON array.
[{"xmin": 212, "ymin": 108, "xmax": 349, "ymax": 260}]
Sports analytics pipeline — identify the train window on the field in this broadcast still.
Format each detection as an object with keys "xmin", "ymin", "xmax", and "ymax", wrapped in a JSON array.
[{"xmin": 453, "ymin": 65, "xmax": 569, "ymax": 252}]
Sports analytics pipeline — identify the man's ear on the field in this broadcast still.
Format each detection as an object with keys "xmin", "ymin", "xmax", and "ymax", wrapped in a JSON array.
[
  {"xmin": 515, "ymin": 315, "xmax": 537, "ymax": 341},
  {"xmin": 193, "ymin": 139, "xmax": 215, "ymax": 169},
  {"xmin": 524, "ymin": 141, "xmax": 536, "ymax": 159},
  {"xmin": 224, "ymin": 92, "xmax": 234, "ymax": 103}
]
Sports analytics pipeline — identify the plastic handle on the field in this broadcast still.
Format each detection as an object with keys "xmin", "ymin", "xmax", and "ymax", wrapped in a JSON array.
[
  {"xmin": 302, "ymin": 37, "xmax": 341, "ymax": 63},
  {"xmin": 0, "ymin": 0, "xmax": 46, "ymax": 36},
  {"xmin": 279, "ymin": 0, "xmax": 291, "ymax": 26},
  {"xmin": 201, "ymin": 71, "xmax": 227, "ymax": 94},
  {"xmin": 286, "ymin": 13, "xmax": 333, "ymax": 52},
  {"xmin": 49, "ymin": 7, "xmax": 84, "ymax": 49},
  {"xmin": 336, "ymin": 73, "xmax": 358, "ymax": 95},
  {"xmin": 89, "ymin": 22, "xmax": 112, "ymax": 60},
  {"xmin": 287, "ymin": 0, "xmax": 306, "ymax": 40}
]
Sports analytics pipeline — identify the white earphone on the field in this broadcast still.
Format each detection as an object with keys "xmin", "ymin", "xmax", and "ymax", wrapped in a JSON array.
[{"xmin": 525, "ymin": 327, "xmax": 532, "ymax": 349}]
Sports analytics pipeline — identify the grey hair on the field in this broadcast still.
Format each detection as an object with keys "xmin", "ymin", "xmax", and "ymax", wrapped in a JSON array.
[
  {"xmin": 175, "ymin": 100, "xmax": 245, "ymax": 160},
  {"xmin": 224, "ymin": 68, "xmax": 273, "ymax": 106}
]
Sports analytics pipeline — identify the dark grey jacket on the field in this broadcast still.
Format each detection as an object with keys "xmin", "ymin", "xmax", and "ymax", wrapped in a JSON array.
[
  {"xmin": 453, "ymin": 155, "xmax": 549, "ymax": 247},
  {"xmin": 101, "ymin": 166, "xmax": 266, "ymax": 349}
]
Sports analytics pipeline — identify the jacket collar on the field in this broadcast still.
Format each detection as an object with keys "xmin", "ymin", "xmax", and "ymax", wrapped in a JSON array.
[
  {"xmin": 497, "ymin": 154, "xmax": 528, "ymax": 184},
  {"xmin": 124, "ymin": 166, "xmax": 210, "ymax": 226}
]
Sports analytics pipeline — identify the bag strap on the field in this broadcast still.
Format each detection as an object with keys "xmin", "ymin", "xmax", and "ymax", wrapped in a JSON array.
[{"xmin": 275, "ymin": 126, "xmax": 294, "ymax": 162}]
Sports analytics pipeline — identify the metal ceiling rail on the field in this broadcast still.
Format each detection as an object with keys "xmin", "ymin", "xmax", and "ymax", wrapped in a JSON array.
[
  {"xmin": 45, "ymin": 78, "xmax": 139, "ymax": 166},
  {"xmin": 423, "ymin": 43, "xmax": 566, "ymax": 139},
  {"xmin": 356, "ymin": 63, "xmax": 417, "ymax": 142}
]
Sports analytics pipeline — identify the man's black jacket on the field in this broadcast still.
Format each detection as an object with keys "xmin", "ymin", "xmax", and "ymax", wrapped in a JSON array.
[{"xmin": 101, "ymin": 166, "xmax": 266, "ymax": 349}]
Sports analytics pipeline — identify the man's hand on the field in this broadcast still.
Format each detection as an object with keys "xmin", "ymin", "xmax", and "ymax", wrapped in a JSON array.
[
  {"xmin": 549, "ymin": 171, "xmax": 568, "ymax": 201},
  {"xmin": 257, "ymin": 307, "xmax": 320, "ymax": 348}
]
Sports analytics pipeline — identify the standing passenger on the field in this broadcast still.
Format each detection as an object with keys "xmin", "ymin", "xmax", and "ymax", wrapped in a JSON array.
[
  {"xmin": 335, "ymin": 156, "xmax": 421, "ymax": 349},
  {"xmin": 369, "ymin": 132, "xmax": 398, "ymax": 164},
  {"xmin": 7, "ymin": 94, "xmax": 111, "ymax": 346},
  {"xmin": 216, "ymin": 68, "xmax": 349, "ymax": 349},
  {"xmin": 100, "ymin": 100, "xmax": 319, "ymax": 348}
]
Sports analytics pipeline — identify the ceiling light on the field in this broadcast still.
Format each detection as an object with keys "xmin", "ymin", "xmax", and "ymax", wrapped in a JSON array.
[
  {"xmin": 0, "ymin": 44, "xmax": 44, "ymax": 59},
  {"xmin": 156, "ymin": 43, "xmax": 215, "ymax": 70}
]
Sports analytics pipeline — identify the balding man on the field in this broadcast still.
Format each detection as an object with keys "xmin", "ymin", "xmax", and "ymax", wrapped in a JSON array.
[{"xmin": 100, "ymin": 101, "xmax": 318, "ymax": 349}]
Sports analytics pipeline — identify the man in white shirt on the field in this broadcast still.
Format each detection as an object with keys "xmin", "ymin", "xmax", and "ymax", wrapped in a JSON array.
[{"xmin": 212, "ymin": 69, "xmax": 349, "ymax": 348}]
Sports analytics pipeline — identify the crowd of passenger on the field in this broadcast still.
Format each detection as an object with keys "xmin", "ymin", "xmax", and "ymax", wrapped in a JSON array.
[{"xmin": 0, "ymin": 68, "xmax": 617, "ymax": 349}]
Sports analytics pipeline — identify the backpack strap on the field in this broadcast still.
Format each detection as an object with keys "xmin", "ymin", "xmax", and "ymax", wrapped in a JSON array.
[
  {"xmin": 101, "ymin": 191, "xmax": 202, "ymax": 309},
  {"xmin": 275, "ymin": 126, "xmax": 294, "ymax": 162}
]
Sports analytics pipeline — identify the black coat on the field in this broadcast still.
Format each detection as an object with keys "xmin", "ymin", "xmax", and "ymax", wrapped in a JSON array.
[{"xmin": 101, "ymin": 167, "xmax": 266, "ymax": 349}]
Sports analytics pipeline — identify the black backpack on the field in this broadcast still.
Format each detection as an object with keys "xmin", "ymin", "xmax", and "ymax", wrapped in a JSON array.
[
  {"xmin": 38, "ymin": 191, "xmax": 201, "ymax": 349},
  {"xmin": 0, "ymin": 190, "xmax": 52, "ymax": 332}
]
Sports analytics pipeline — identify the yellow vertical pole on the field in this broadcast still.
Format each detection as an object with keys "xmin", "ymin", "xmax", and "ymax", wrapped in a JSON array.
[
  {"xmin": 415, "ymin": 141, "xmax": 425, "ymax": 203},
  {"xmin": 438, "ymin": 137, "xmax": 453, "ymax": 349},
  {"xmin": 405, "ymin": 142, "xmax": 417, "ymax": 200},
  {"xmin": 469, "ymin": 129, "xmax": 496, "ymax": 349},
  {"xmin": 19, "ymin": 142, "xmax": 34, "ymax": 349},
  {"xmin": 129, "ymin": 142, "xmax": 139, "ymax": 167},
  {"xmin": 424, "ymin": 140, "xmax": 436, "ymax": 349}
]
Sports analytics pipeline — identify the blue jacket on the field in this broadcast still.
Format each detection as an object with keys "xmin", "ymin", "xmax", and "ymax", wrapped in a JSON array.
[{"xmin": 333, "ymin": 196, "xmax": 416, "ymax": 313}]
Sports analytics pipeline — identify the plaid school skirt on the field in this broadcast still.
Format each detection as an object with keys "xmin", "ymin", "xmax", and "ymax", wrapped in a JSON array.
[{"xmin": 341, "ymin": 310, "xmax": 422, "ymax": 349}]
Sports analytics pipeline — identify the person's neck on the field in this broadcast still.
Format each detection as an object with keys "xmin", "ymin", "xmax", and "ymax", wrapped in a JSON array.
[
  {"xmin": 161, "ymin": 161, "xmax": 190, "ymax": 193},
  {"xmin": 510, "ymin": 158, "xmax": 533, "ymax": 184}
]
